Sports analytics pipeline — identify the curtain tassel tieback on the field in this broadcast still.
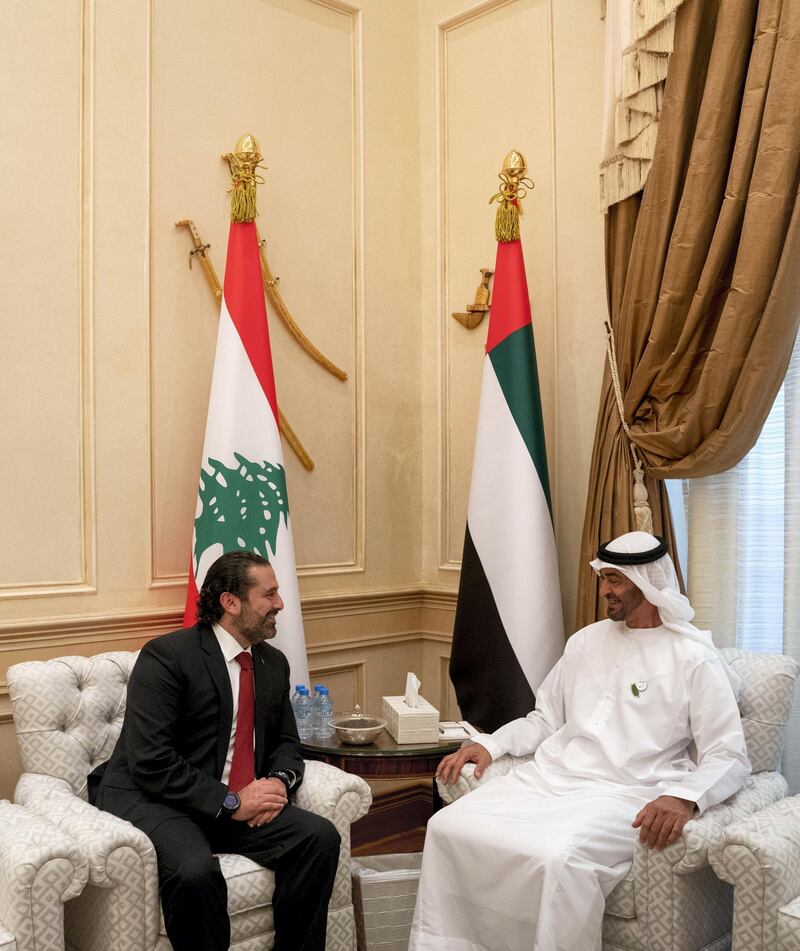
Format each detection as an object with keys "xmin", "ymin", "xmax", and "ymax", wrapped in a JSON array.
[{"xmin": 604, "ymin": 320, "xmax": 654, "ymax": 534}]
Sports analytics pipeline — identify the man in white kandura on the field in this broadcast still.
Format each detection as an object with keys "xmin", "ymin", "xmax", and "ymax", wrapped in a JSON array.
[{"xmin": 409, "ymin": 531, "xmax": 750, "ymax": 951}]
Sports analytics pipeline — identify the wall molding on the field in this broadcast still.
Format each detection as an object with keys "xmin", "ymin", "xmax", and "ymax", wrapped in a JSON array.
[
  {"xmin": 0, "ymin": 0, "xmax": 97, "ymax": 601},
  {"xmin": 0, "ymin": 586, "xmax": 456, "ymax": 725},
  {"xmin": 0, "ymin": 586, "xmax": 457, "ymax": 651},
  {"xmin": 307, "ymin": 658, "xmax": 366, "ymax": 708},
  {"xmin": 147, "ymin": 0, "xmax": 366, "ymax": 588}
]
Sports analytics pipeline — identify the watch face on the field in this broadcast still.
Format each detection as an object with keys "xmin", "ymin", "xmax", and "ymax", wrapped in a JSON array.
[{"xmin": 224, "ymin": 792, "xmax": 240, "ymax": 812}]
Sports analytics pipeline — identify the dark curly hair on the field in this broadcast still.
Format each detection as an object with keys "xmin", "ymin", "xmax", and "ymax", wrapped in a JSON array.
[{"xmin": 196, "ymin": 551, "xmax": 270, "ymax": 626}]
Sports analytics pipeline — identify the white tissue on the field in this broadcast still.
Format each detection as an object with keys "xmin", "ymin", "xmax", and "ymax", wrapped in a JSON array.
[{"xmin": 404, "ymin": 672, "xmax": 421, "ymax": 708}]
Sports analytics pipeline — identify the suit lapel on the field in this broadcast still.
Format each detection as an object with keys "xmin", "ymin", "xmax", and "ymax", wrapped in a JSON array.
[
  {"xmin": 253, "ymin": 644, "xmax": 269, "ymax": 774},
  {"xmin": 200, "ymin": 626, "xmax": 233, "ymax": 780}
]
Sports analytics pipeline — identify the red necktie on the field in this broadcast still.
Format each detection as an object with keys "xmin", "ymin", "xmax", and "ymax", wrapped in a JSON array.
[{"xmin": 228, "ymin": 651, "xmax": 255, "ymax": 793}]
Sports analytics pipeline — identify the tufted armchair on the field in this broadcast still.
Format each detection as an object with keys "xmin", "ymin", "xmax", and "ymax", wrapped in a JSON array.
[
  {"xmin": 438, "ymin": 648, "xmax": 799, "ymax": 951},
  {"xmin": 709, "ymin": 794, "xmax": 800, "ymax": 951},
  {"xmin": 8, "ymin": 651, "xmax": 372, "ymax": 951},
  {"xmin": 0, "ymin": 800, "xmax": 87, "ymax": 951}
]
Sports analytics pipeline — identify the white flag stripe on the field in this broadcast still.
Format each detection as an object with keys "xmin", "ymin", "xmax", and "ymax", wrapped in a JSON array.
[
  {"xmin": 198, "ymin": 300, "xmax": 283, "ymax": 470},
  {"xmin": 194, "ymin": 298, "xmax": 310, "ymax": 687},
  {"xmin": 467, "ymin": 357, "xmax": 564, "ymax": 691}
]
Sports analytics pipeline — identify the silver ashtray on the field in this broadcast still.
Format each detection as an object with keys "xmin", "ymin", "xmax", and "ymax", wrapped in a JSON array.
[{"xmin": 331, "ymin": 705, "xmax": 386, "ymax": 745}]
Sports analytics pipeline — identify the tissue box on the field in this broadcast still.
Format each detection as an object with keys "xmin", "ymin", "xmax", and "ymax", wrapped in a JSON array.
[{"xmin": 382, "ymin": 695, "xmax": 439, "ymax": 744}]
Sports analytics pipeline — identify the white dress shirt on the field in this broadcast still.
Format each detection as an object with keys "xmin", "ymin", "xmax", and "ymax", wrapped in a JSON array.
[
  {"xmin": 212, "ymin": 623, "xmax": 297, "ymax": 792},
  {"xmin": 212, "ymin": 623, "xmax": 253, "ymax": 786}
]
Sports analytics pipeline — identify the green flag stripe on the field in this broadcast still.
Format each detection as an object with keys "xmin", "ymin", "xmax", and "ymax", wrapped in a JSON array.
[{"xmin": 488, "ymin": 323, "xmax": 553, "ymax": 514}]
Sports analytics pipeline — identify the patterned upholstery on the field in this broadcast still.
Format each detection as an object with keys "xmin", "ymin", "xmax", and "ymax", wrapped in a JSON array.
[
  {"xmin": 720, "ymin": 648, "xmax": 800, "ymax": 773},
  {"xmin": 710, "ymin": 794, "xmax": 800, "ymax": 951},
  {"xmin": 0, "ymin": 800, "xmax": 87, "ymax": 951},
  {"xmin": 438, "ymin": 649, "xmax": 799, "ymax": 951},
  {"xmin": 9, "ymin": 652, "xmax": 372, "ymax": 951},
  {"xmin": 780, "ymin": 897, "xmax": 800, "ymax": 951}
]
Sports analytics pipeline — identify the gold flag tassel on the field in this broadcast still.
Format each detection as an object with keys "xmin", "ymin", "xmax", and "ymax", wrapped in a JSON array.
[
  {"xmin": 604, "ymin": 320, "xmax": 654, "ymax": 533},
  {"xmin": 222, "ymin": 133, "xmax": 266, "ymax": 223},
  {"xmin": 489, "ymin": 149, "xmax": 535, "ymax": 243}
]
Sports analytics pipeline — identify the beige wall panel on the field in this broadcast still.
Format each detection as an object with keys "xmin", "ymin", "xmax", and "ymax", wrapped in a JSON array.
[
  {"xmin": 346, "ymin": 0, "xmax": 422, "ymax": 593},
  {"xmin": 421, "ymin": 0, "xmax": 607, "ymax": 633},
  {"xmin": 441, "ymin": 0, "xmax": 556, "ymax": 567},
  {"xmin": 307, "ymin": 661, "xmax": 364, "ymax": 713},
  {"xmin": 0, "ymin": 1, "xmax": 88, "ymax": 591},
  {"xmin": 150, "ymin": 0, "xmax": 360, "ymax": 584},
  {"xmin": 550, "ymin": 2, "xmax": 606, "ymax": 629},
  {"xmin": 0, "ymin": 727, "xmax": 22, "ymax": 803},
  {"xmin": 309, "ymin": 639, "xmax": 423, "ymax": 721}
]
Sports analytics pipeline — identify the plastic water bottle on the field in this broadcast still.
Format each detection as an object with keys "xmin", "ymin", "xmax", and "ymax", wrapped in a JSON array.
[
  {"xmin": 291, "ymin": 684, "xmax": 306, "ymax": 720},
  {"xmin": 310, "ymin": 684, "xmax": 324, "ymax": 729},
  {"xmin": 295, "ymin": 687, "xmax": 314, "ymax": 741},
  {"xmin": 314, "ymin": 685, "xmax": 334, "ymax": 739}
]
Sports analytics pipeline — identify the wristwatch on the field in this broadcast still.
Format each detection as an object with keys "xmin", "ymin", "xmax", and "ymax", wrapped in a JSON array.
[
  {"xmin": 220, "ymin": 790, "xmax": 241, "ymax": 817},
  {"xmin": 268, "ymin": 770, "xmax": 293, "ymax": 795}
]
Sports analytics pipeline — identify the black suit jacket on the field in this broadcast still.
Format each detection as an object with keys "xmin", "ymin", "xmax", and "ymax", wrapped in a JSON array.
[{"xmin": 92, "ymin": 624, "xmax": 304, "ymax": 833}]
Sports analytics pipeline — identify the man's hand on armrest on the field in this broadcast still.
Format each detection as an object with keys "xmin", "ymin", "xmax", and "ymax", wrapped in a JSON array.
[
  {"xmin": 633, "ymin": 795, "xmax": 696, "ymax": 850},
  {"xmin": 437, "ymin": 743, "xmax": 493, "ymax": 786}
]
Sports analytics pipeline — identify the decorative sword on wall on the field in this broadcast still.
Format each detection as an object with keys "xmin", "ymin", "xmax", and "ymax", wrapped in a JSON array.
[{"xmin": 176, "ymin": 134, "xmax": 348, "ymax": 471}]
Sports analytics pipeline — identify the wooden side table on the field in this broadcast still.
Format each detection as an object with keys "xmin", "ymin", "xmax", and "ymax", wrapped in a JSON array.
[{"xmin": 301, "ymin": 732, "xmax": 462, "ymax": 855}]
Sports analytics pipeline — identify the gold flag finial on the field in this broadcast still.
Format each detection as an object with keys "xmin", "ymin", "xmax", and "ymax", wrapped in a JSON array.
[
  {"xmin": 222, "ymin": 133, "xmax": 265, "ymax": 222},
  {"xmin": 489, "ymin": 149, "xmax": 534, "ymax": 242},
  {"xmin": 503, "ymin": 149, "xmax": 526, "ymax": 178}
]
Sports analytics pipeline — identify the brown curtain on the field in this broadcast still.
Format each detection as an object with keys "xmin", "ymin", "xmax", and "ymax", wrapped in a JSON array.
[{"xmin": 577, "ymin": 0, "xmax": 800, "ymax": 629}]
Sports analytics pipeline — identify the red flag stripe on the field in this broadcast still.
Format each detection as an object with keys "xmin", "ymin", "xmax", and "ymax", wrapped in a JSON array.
[
  {"xmin": 183, "ymin": 552, "xmax": 199, "ymax": 626},
  {"xmin": 222, "ymin": 221, "xmax": 279, "ymax": 423},
  {"xmin": 484, "ymin": 239, "xmax": 533, "ymax": 354}
]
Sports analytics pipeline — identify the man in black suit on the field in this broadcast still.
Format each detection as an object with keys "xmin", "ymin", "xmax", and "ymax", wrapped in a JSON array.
[{"xmin": 91, "ymin": 551, "xmax": 340, "ymax": 951}]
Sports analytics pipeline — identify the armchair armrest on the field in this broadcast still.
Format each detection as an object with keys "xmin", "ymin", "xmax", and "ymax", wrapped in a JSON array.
[
  {"xmin": 16, "ymin": 773, "xmax": 158, "ymax": 889},
  {"xmin": 295, "ymin": 760, "xmax": 372, "ymax": 828},
  {"xmin": 295, "ymin": 761, "xmax": 372, "ymax": 920},
  {"xmin": 0, "ymin": 800, "xmax": 87, "ymax": 951},
  {"xmin": 436, "ymin": 753, "xmax": 536, "ymax": 805},
  {"xmin": 15, "ymin": 772, "xmax": 160, "ymax": 951},
  {"xmin": 668, "ymin": 771, "xmax": 788, "ymax": 874},
  {"xmin": 709, "ymin": 795, "xmax": 800, "ymax": 905}
]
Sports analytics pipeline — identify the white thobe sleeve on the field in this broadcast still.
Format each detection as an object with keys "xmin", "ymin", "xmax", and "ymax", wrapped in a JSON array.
[
  {"xmin": 473, "ymin": 656, "xmax": 566, "ymax": 761},
  {"xmin": 660, "ymin": 657, "xmax": 751, "ymax": 814}
]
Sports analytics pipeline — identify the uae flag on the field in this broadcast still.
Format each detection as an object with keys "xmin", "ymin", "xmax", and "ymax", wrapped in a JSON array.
[
  {"xmin": 183, "ymin": 220, "xmax": 310, "ymax": 687},
  {"xmin": 449, "ymin": 235, "xmax": 563, "ymax": 734}
]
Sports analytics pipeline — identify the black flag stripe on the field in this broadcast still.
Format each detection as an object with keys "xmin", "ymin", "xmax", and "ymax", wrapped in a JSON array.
[{"xmin": 449, "ymin": 525, "xmax": 536, "ymax": 733}]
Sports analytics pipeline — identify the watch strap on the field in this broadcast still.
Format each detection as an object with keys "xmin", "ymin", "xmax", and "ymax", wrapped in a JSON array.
[{"xmin": 268, "ymin": 770, "xmax": 293, "ymax": 794}]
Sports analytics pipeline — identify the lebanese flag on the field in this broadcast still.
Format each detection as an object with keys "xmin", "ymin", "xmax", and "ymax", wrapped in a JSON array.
[
  {"xmin": 183, "ymin": 221, "xmax": 310, "ymax": 687},
  {"xmin": 449, "ymin": 236, "xmax": 564, "ymax": 733}
]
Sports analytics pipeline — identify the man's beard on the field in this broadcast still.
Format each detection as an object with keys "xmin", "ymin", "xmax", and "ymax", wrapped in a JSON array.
[
  {"xmin": 237, "ymin": 606, "xmax": 278, "ymax": 645},
  {"xmin": 605, "ymin": 588, "xmax": 644, "ymax": 623}
]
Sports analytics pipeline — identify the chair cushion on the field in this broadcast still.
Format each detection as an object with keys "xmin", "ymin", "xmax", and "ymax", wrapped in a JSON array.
[
  {"xmin": 157, "ymin": 854, "xmax": 275, "ymax": 936},
  {"xmin": 719, "ymin": 649, "xmax": 799, "ymax": 773}
]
